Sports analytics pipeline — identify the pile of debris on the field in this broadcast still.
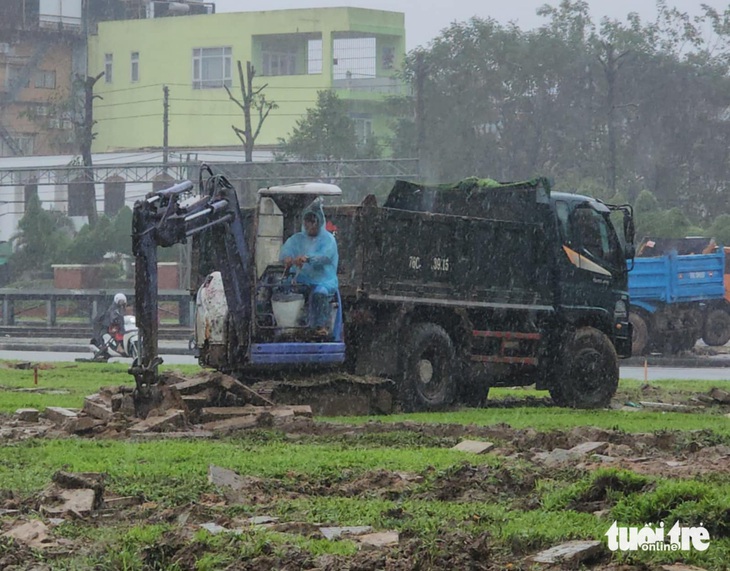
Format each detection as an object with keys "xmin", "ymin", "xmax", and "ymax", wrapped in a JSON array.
[{"xmin": 12, "ymin": 371, "xmax": 316, "ymax": 438}]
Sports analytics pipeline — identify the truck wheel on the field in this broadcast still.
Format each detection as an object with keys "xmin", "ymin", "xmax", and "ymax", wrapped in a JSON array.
[
  {"xmin": 400, "ymin": 323, "xmax": 457, "ymax": 412},
  {"xmin": 702, "ymin": 309, "xmax": 730, "ymax": 347},
  {"xmin": 629, "ymin": 311, "xmax": 650, "ymax": 355},
  {"xmin": 550, "ymin": 327, "xmax": 618, "ymax": 409}
]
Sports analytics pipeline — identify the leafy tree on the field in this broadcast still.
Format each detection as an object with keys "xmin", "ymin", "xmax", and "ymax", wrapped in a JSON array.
[
  {"xmin": 63, "ymin": 207, "xmax": 133, "ymax": 264},
  {"xmin": 705, "ymin": 214, "xmax": 730, "ymax": 246},
  {"xmin": 279, "ymin": 90, "xmax": 380, "ymax": 161},
  {"xmin": 10, "ymin": 194, "xmax": 74, "ymax": 274}
]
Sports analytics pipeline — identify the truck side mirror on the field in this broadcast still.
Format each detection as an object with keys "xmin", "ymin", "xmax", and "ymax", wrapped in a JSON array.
[{"xmin": 625, "ymin": 243, "xmax": 636, "ymax": 260}]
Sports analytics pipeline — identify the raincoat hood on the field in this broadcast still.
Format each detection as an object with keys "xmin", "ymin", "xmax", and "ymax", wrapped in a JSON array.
[
  {"xmin": 279, "ymin": 197, "xmax": 339, "ymax": 294},
  {"xmin": 301, "ymin": 198, "xmax": 326, "ymax": 233}
]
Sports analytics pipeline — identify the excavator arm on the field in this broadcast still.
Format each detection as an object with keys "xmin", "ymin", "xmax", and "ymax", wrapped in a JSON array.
[{"xmin": 130, "ymin": 167, "xmax": 252, "ymax": 415}]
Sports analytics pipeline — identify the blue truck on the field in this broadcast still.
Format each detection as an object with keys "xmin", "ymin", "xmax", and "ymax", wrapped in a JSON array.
[{"xmin": 629, "ymin": 237, "xmax": 730, "ymax": 354}]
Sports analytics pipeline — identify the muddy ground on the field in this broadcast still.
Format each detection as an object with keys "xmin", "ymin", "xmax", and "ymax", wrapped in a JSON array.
[{"xmin": 1, "ymin": 385, "xmax": 729, "ymax": 570}]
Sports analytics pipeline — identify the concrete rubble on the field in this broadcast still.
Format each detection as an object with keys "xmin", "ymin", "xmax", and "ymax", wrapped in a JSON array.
[
  {"xmin": 529, "ymin": 539, "xmax": 602, "ymax": 566},
  {"xmin": 4, "ymin": 371, "xmax": 316, "ymax": 439},
  {"xmin": 451, "ymin": 440, "xmax": 495, "ymax": 454}
]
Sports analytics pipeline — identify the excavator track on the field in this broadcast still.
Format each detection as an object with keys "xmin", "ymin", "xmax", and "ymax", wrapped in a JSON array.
[{"xmin": 245, "ymin": 372, "xmax": 395, "ymax": 417}]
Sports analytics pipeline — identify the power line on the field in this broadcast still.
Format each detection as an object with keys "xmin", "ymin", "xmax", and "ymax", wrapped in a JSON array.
[{"xmin": 94, "ymin": 98, "xmax": 160, "ymax": 109}]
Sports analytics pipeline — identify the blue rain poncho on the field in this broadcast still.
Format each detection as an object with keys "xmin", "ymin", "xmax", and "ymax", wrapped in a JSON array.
[{"xmin": 279, "ymin": 199, "xmax": 339, "ymax": 294}]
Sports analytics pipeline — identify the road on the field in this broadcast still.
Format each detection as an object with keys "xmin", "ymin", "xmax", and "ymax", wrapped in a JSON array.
[
  {"xmin": 620, "ymin": 366, "xmax": 730, "ymax": 382},
  {"xmin": 0, "ymin": 350, "xmax": 198, "ymax": 366},
  {"xmin": 1, "ymin": 348, "xmax": 729, "ymax": 380}
]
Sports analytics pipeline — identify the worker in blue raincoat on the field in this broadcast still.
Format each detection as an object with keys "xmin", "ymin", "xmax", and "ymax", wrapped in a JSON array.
[{"xmin": 279, "ymin": 199, "xmax": 339, "ymax": 336}]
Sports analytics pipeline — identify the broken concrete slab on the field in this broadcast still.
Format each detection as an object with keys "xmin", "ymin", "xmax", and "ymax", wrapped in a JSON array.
[
  {"xmin": 709, "ymin": 387, "xmax": 730, "ymax": 404},
  {"xmin": 2, "ymin": 520, "xmax": 57, "ymax": 549},
  {"xmin": 41, "ymin": 488, "xmax": 96, "ymax": 517},
  {"xmin": 569, "ymin": 441, "xmax": 609, "ymax": 456},
  {"xmin": 356, "ymin": 530, "xmax": 399, "ymax": 548},
  {"xmin": 246, "ymin": 515, "xmax": 279, "ymax": 526},
  {"xmin": 529, "ymin": 539, "xmax": 602, "ymax": 565},
  {"xmin": 14, "ymin": 408, "xmax": 39, "ymax": 422},
  {"xmin": 639, "ymin": 401, "xmax": 692, "ymax": 411},
  {"xmin": 660, "ymin": 565, "xmax": 708, "ymax": 571},
  {"xmin": 44, "ymin": 407, "xmax": 79, "ymax": 425},
  {"xmin": 128, "ymin": 409, "xmax": 186, "ymax": 433},
  {"xmin": 208, "ymin": 465, "xmax": 250, "ymax": 493},
  {"xmin": 533, "ymin": 448, "xmax": 575, "ymax": 466},
  {"xmin": 52, "ymin": 471, "xmax": 104, "ymax": 492},
  {"xmin": 451, "ymin": 440, "xmax": 495, "ymax": 454},
  {"xmin": 111, "ymin": 393, "xmax": 135, "ymax": 416},
  {"xmin": 167, "ymin": 376, "xmax": 219, "ymax": 395},
  {"xmin": 83, "ymin": 395, "xmax": 114, "ymax": 422},
  {"xmin": 202, "ymin": 414, "xmax": 266, "ymax": 434},
  {"xmin": 103, "ymin": 496, "xmax": 142, "ymax": 509},
  {"xmin": 200, "ymin": 522, "xmax": 242, "ymax": 535},
  {"xmin": 320, "ymin": 526, "xmax": 373, "ymax": 540},
  {"xmin": 63, "ymin": 416, "xmax": 105, "ymax": 434},
  {"xmin": 130, "ymin": 430, "xmax": 214, "ymax": 439}
]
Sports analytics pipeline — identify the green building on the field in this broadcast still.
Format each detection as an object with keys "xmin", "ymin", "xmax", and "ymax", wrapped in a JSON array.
[{"xmin": 88, "ymin": 7, "xmax": 406, "ymax": 153}]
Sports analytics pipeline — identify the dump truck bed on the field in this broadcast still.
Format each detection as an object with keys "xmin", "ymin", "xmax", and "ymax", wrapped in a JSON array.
[
  {"xmin": 629, "ymin": 251, "xmax": 725, "ymax": 304},
  {"xmin": 327, "ymin": 178, "xmax": 555, "ymax": 307}
]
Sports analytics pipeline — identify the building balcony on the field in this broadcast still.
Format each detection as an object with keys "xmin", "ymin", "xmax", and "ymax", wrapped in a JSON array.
[{"xmin": 332, "ymin": 76, "xmax": 407, "ymax": 97}]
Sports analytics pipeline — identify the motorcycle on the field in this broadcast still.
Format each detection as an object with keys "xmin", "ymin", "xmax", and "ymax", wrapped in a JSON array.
[{"xmin": 89, "ymin": 315, "xmax": 139, "ymax": 361}]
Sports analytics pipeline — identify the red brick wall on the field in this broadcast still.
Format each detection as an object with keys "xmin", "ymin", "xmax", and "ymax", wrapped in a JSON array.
[{"xmin": 52, "ymin": 265, "xmax": 102, "ymax": 289}]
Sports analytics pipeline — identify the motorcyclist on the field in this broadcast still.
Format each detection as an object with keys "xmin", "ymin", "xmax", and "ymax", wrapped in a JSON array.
[{"xmin": 92, "ymin": 293, "xmax": 127, "ymax": 359}]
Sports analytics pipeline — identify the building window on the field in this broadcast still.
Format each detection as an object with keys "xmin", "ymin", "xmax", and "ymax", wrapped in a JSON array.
[
  {"xmin": 6, "ymin": 66, "xmax": 30, "ymax": 90},
  {"xmin": 104, "ymin": 179, "xmax": 125, "ymax": 216},
  {"xmin": 262, "ymin": 48, "xmax": 297, "ymax": 76},
  {"xmin": 382, "ymin": 46, "xmax": 395, "ymax": 70},
  {"xmin": 131, "ymin": 52, "xmax": 139, "ymax": 82},
  {"xmin": 34, "ymin": 70, "xmax": 56, "ymax": 89},
  {"xmin": 68, "ymin": 179, "xmax": 90, "ymax": 216},
  {"xmin": 307, "ymin": 39, "xmax": 322, "ymax": 74},
  {"xmin": 23, "ymin": 184, "xmax": 38, "ymax": 211},
  {"xmin": 0, "ymin": 134, "xmax": 34, "ymax": 156},
  {"xmin": 104, "ymin": 53, "xmax": 113, "ymax": 83},
  {"xmin": 192, "ymin": 47, "xmax": 231, "ymax": 89},
  {"xmin": 353, "ymin": 116, "xmax": 373, "ymax": 144}
]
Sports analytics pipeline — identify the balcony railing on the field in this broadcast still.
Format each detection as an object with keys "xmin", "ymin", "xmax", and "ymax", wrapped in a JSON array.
[{"xmin": 332, "ymin": 76, "xmax": 408, "ymax": 96}]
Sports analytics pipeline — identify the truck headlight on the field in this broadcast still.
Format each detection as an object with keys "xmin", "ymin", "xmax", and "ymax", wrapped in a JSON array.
[{"xmin": 614, "ymin": 300, "xmax": 628, "ymax": 320}]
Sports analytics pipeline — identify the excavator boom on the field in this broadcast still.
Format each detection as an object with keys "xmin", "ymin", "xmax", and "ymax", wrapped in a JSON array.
[{"xmin": 130, "ymin": 168, "xmax": 252, "ymax": 415}]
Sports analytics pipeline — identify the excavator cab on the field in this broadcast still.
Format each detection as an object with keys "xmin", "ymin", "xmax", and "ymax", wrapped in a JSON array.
[
  {"xmin": 251, "ymin": 182, "xmax": 345, "ymax": 365},
  {"xmin": 193, "ymin": 181, "xmax": 346, "ymax": 369}
]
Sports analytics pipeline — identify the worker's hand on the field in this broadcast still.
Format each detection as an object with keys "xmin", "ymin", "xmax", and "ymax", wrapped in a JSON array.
[
  {"xmin": 294, "ymin": 255, "xmax": 308, "ymax": 268},
  {"xmin": 283, "ymin": 257, "xmax": 293, "ymax": 270}
]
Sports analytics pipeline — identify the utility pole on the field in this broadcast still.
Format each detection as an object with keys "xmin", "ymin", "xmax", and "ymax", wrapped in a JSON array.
[
  {"xmin": 162, "ymin": 85, "xmax": 169, "ymax": 168},
  {"xmin": 414, "ymin": 51, "xmax": 426, "ymax": 179}
]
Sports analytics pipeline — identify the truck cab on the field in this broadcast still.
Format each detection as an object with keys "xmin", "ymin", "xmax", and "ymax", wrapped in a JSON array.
[{"xmin": 551, "ymin": 192, "xmax": 633, "ymax": 359}]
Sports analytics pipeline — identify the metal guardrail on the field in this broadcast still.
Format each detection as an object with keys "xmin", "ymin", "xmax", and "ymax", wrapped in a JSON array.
[{"xmin": 0, "ymin": 288, "xmax": 194, "ymax": 327}]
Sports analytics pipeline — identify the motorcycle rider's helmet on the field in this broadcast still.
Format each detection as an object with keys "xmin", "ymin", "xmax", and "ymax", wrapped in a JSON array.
[{"xmin": 114, "ymin": 293, "xmax": 127, "ymax": 306}]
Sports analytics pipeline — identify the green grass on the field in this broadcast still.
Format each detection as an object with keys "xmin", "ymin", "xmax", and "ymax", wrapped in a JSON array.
[
  {"xmin": 2, "ymin": 360, "xmax": 730, "ymax": 569},
  {"xmin": 2, "ymin": 360, "xmax": 728, "ymax": 435},
  {"xmin": 0, "ymin": 434, "xmax": 495, "ymax": 498},
  {"xmin": 0, "ymin": 362, "xmax": 200, "ymax": 412}
]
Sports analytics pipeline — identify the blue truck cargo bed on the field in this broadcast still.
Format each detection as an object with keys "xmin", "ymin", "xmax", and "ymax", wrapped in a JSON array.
[{"xmin": 629, "ymin": 251, "xmax": 725, "ymax": 309}]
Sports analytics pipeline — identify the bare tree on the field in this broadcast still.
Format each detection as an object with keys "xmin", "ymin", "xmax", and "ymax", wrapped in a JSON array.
[
  {"xmin": 224, "ymin": 61, "xmax": 278, "ymax": 162},
  {"xmin": 77, "ymin": 71, "xmax": 105, "ymax": 227}
]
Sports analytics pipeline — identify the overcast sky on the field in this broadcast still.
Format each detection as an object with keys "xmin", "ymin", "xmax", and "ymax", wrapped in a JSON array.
[{"xmin": 214, "ymin": 0, "xmax": 728, "ymax": 50}]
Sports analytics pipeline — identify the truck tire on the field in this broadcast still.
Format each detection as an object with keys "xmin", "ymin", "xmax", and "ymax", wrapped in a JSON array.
[
  {"xmin": 400, "ymin": 323, "xmax": 457, "ymax": 412},
  {"xmin": 702, "ymin": 309, "xmax": 730, "ymax": 347},
  {"xmin": 629, "ymin": 311, "xmax": 650, "ymax": 355},
  {"xmin": 550, "ymin": 327, "xmax": 618, "ymax": 409}
]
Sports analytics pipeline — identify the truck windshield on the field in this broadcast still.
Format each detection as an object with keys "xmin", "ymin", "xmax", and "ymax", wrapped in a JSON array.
[{"xmin": 556, "ymin": 202, "xmax": 623, "ymax": 270}]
